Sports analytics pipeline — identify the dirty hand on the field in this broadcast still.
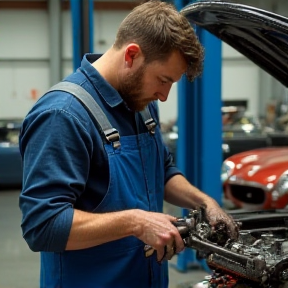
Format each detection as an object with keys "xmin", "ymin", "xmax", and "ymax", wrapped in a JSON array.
[
  {"xmin": 205, "ymin": 201, "xmax": 239, "ymax": 241},
  {"xmin": 133, "ymin": 210, "xmax": 185, "ymax": 262}
]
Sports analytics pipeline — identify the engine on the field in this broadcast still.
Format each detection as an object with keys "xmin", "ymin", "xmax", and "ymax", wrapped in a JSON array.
[{"xmin": 175, "ymin": 208, "xmax": 288, "ymax": 288}]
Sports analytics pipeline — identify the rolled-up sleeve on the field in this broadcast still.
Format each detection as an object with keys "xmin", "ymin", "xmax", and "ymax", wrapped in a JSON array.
[{"xmin": 19, "ymin": 106, "xmax": 93, "ymax": 252}]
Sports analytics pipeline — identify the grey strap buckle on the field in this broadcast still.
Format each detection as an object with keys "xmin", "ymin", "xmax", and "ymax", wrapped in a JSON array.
[
  {"xmin": 144, "ymin": 118, "xmax": 157, "ymax": 135},
  {"xmin": 140, "ymin": 107, "xmax": 157, "ymax": 135},
  {"xmin": 104, "ymin": 128, "xmax": 121, "ymax": 149}
]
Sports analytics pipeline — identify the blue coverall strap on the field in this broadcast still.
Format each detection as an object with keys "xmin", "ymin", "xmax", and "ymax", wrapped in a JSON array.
[
  {"xmin": 140, "ymin": 107, "xmax": 157, "ymax": 135},
  {"xmin": 47, "ymin": 81, "xmax": 121, "ymax": 149}
]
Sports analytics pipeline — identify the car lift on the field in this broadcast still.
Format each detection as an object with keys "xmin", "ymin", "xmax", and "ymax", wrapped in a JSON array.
[
  {"xmin": 70, "ymin": 0, "xmax": 94, "ymax": 71},
  {"xmin": 174, "ymin": 0, "xmax": 223, "ymax": 272}
]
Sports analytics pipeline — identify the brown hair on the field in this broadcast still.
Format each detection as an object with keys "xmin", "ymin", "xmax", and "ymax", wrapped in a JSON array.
[{"xmin": 114, "ymin": 0, "xmax": 204, "ymax": 82}]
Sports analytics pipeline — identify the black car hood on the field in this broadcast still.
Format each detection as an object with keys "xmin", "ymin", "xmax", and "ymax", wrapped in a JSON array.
[{"xmin": 181, "ymin": 1, "xmax": 288, "ymax": 87}]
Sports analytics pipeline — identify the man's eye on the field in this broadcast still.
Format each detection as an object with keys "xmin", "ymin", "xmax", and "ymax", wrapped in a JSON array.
[{"xmin": 160, "ymin": 79, "xmax": 167, "ymax": 85}]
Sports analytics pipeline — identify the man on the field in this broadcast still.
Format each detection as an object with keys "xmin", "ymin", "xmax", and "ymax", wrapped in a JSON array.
[{"xmin": 19, "ymin": 1, "xmax": 238, "ymax": 287}]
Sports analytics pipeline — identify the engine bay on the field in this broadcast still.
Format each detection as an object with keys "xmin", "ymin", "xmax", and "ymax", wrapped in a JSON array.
[{"xmin": 176, "ymin": 208, "xmax": 288, "ymax": 288}]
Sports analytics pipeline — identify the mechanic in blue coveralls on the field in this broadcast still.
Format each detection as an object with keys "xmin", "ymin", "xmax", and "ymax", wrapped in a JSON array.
[{"xmin": 19, "ymin": 1, "xmax": 239, "ymax": 288}]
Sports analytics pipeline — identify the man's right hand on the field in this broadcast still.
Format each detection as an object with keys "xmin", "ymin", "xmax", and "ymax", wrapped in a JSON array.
[{"xmin": 132, "ymin": 210, "xmax": 185, "ymax": 262}]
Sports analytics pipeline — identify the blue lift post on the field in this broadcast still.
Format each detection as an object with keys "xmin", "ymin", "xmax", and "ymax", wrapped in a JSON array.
[
  {"xmin": 70, "ymin": 0, "xmax": 94, "ymax": 71},
  {"xmin": 174, "ymin": 0, "xmax": 223, "ymax": 272}
]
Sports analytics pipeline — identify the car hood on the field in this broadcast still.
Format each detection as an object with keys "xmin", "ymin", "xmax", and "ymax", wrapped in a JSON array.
[
  {"xmin": 228, "ymin": 147, "xmax": 288, "ymax": 165},
  {"xmin": 227, "ymin": 147, "xmax": 288, "ymax": 182},
  {"xmin": 182, "ymin": 1, "xmax": 288, "ymax": 87}
]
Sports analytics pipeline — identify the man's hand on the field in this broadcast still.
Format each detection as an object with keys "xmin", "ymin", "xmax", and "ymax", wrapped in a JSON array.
[
  {"xmin": 132, "ymin": 210, "xmax": 185, "ymax": 262},
  {"xmin": 205, "ymin": 201, "xmax": 239, "ymax": 241},
  {"xmin": 164, "ymin": 175, "xmax": 239, "ymax": 242}
]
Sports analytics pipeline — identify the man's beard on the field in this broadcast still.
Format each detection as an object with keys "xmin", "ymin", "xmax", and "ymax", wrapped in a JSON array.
[{"xmin": 118, "ymin": 64, "xmax": 151, "ymax": 112}]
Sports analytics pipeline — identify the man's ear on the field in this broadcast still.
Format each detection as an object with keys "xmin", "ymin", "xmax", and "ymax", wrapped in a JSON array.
[{"xmin": 124, "ymin": 44, "xmax": 141, "ymax": 68}]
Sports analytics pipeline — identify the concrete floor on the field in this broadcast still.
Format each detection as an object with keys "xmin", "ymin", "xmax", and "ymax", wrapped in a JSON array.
[{"xmin": 0, "ymin": 189, "xmax": 208, "ymax": 288}]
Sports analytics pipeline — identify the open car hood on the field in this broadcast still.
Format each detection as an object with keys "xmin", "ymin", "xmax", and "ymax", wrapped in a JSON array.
[{"xmin": 181, "ymin": 1, "xmax": 288, "ymax": 87}]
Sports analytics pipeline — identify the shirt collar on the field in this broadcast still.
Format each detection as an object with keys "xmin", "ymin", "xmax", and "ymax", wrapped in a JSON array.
[{"xmin": 80, "ymin": 53, "xmax": 123, "ymax": 108}]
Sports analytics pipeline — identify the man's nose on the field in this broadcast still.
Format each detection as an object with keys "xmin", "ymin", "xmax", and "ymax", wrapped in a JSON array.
[
  {"xmin": 157, "ymin": 85, "xmax": 172, "ymax": 102},
  {"xmin": 157, "ymin": 93, "xmax": 168, "ymax": 102}
]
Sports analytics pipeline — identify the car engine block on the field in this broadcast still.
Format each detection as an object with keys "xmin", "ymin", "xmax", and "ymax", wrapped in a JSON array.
[{"xmin": 175, "ymin": 208, "xmax": 288, "ymax": 288}]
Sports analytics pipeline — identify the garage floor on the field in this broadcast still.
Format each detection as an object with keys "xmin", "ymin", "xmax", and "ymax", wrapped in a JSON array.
[{"xmin": 0, "ymin": 190, "xmax": 208, "ymax": 288}]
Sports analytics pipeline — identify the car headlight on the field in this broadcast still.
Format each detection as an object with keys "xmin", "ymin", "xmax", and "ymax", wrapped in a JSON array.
[
  {"xmin": 221, "ymin": 160, "xmax": 235, "ymax": 182},
  {"xmin": 274, "ymin": 170, "xmax": 288, "ymax": 198}
]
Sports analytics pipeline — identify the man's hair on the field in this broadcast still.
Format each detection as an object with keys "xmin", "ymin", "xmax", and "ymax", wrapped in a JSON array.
[{"xmin": 114, "ymin": 0, "xmax": 204, "ymax": 82}]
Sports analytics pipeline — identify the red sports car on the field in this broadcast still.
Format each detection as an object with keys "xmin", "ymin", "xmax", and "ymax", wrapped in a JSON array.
[{"xmin": 222, "ymin": 147, "xmax": 288, "ymax": 210}]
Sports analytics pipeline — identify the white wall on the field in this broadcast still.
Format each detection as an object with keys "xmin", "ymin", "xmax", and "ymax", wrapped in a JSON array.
[
  {"xmin": 62, "ymin": 10, "xmax": 130, "ymax": 59},
  {"xmin": 0, "ymin": 61, "xmax": 49, "ymax": 118},
  {"xmin": 158, "ymin": 83, "xmax": 178, "ymax": 124},
  {"xmin": 222, "ymin": 44, "xmax": 260, "ymax": 117},
  {"xmin": 0, "ymin": 9, "xmax": 50, "ymax": 118},
  {"xmin": 0, "ymin": 8, "xmax": 132, "ymax": 118},
  {"xmin": 0, "ymin": 1, "xmax": 287, "ymax": 121},
  {"xmin": 0, "ymin": 10, "xmax": 49, "ymax": 59}
]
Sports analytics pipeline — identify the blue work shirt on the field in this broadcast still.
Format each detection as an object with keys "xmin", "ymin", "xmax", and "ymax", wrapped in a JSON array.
[{"xmin": 19, "ymin": 53, "xmax": 182, "ymax": 253}]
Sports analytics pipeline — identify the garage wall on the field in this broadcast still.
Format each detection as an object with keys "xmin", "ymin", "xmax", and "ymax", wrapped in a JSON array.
[
  {"xmin": 0, "ymin": 9, "xmax": 50, "ymax": 118},
  {"xmin": 222, "ymin": 50, "xmax": 260, "ymax": 117},
  {"xmin": 61, "ymin": 9, "xmax": 130, "ymax": 78},
  {"xmin": 0, "ymin": 61, "xmax": 49, "ymax": 118},
  {"xmin": 0, "ymin": 1, "xmax": 287, "ymax": 122},
  {"xmin": 0, "ymin": 8, "xmax": 131, "ymax": 118}
]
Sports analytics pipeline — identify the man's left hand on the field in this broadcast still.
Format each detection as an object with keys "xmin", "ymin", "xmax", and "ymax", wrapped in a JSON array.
[{"xmin": 205, "ymin": 202, "xmax": 239, "ymax": 241}]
